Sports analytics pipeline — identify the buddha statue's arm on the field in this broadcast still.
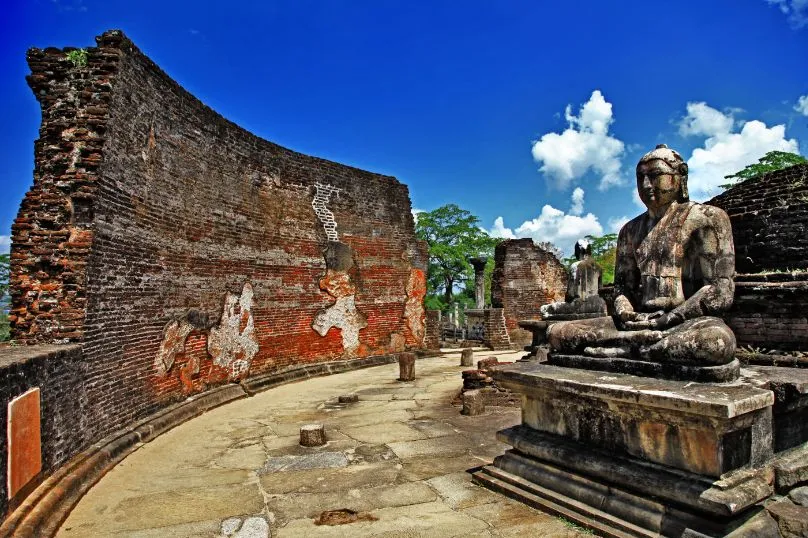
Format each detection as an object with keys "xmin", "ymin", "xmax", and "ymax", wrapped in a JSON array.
[{"xmin": 612, "ymin": 223, "xmax": 641, "ymax": 322}]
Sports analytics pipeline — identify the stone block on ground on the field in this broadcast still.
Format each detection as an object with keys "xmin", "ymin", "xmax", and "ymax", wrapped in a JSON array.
[
  {"xmin": 477, "ymin": 356, "xmax": 499, "ymax": 370},
  {"xmin": 460, "ymin": 348, "xmax": 474, "ymax": 367},
  {"xmin": 790, "ymin": 486, "xmax": 808, "ymax": 506},
  {"xmin": 398, "ymin": 352, "xmax": 415, "ymax": 381},
  {"xmin": 767, "ymin": 500, "xmax": 808, "ymax": 538},
  {"xmin": 461, "ymin": 390, "xmax": 485, "ymax": 416},
  {"xmin": 338, "ymin": 394, "xmax": 359, "ymax": 404},
  {"xmin": 300, "ymin": 424, "xmax": 326, "ymax": 447}
]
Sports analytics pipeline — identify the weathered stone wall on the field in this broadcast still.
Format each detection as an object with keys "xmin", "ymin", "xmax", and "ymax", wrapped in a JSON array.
[
  {"xmin": 707, "ymin": 164, "xmax": 808, "ymax": 273},
  {"xmin": 491, "ymin": 239, "xmax": 567, "ymax": 346},
  {"xmin": 4, "ymin": 30, "xmax": 426, "ymax": 517},
  {"xmin": 726, "ymin": 273, "xmax": 808, "ymax": 352}
]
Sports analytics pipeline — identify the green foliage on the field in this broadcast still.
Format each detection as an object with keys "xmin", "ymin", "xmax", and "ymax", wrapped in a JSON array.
[
  {"xmin": 720, "ymin": 151, "xmax": 807, "ymax": 189},
  {"xmin": 0, "ymin": 253, "xmax": 9, "ymax": 342},
  {"xmin": 563, "ymin": 234, "xmax": 618, "ymax": 285},
  {"xmin": 415, "ymin": 204, "xmax": 498, "ymax": 305},
  {"xmin": 66, "ymin": 48, "xmax": 88, "ymax": 67}
]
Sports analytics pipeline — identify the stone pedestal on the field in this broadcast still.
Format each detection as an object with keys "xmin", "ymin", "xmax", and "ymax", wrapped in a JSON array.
[
  {"xmin": 398, "ymin": 352, "xmax": 415, "ymax": 381},
  {"xmin": 473, "ymin": 362, "xmax": 786, "ymax": 537}
]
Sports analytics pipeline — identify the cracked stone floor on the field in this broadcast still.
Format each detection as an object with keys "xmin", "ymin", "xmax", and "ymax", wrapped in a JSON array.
[{"xmin": 57, "ymin": 349, "xmax": 588, "ymax": 537}]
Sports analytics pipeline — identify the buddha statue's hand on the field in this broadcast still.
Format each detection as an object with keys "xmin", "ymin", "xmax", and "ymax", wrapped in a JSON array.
[{"xmin": 624, "ymin": 310, "xmax": 683, "ymax": 331}]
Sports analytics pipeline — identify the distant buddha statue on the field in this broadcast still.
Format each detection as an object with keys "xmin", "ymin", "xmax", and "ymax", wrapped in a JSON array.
[
  {"xmin": 540, "ymin": 240, "xmax": 607, "ymax": 320},
  {"xmin": 546, "ymin": 145, "xmax": 738, "ymax": 380}
]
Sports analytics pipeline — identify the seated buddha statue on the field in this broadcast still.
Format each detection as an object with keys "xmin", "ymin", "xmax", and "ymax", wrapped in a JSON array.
[
  {"xmin": 540, "ymin": 240, "xmax": 607, "ymax": 320},
  {"xmin": 546, "ymin": 145, "xmax": 737, "ymax": 378}
]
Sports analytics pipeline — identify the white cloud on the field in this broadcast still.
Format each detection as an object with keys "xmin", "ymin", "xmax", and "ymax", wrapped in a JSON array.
[
  {"xmin": 531, "ymin": 90, "xmax": 626, "ymax": 190},
  {"xmin": 569, "ymin": 187, "xmax": 585, "ymax": 216},
  {"xmin": 489, "ymin": 190, "xmax": 603, "ymax": 256},
  {"xmin": 678, "ymin": 102, "xmax": 800, "ymax": 200},
  {"xmin": 767, "ymin": 0, "xmax": 808, "ymax": 28},
  {"xmin": 0, "ymin": 236, "xmax": 9, "ymax": 254},
  {"xmin": 489, "ymin": 217, "xmax": 516, "ymax": 239},
  {"xmin": 608, "ymin": 216, "xmax": 630, "ymax": 233},
  {"xmin": 411, "ymin": 208, "xmax": 424, "ymax": 225},
  {"xmin": 678, "ymin": 102, "xmax": 735, "ymax": 137},
  {"xmin": 796, "ymin": 94, "xmax": 808, "ymax": 116}
]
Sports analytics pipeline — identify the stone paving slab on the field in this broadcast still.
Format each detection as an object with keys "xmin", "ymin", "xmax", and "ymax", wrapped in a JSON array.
[{"xmin": 56, "ymin": 350, "xmax": 590, "ymax": 537}]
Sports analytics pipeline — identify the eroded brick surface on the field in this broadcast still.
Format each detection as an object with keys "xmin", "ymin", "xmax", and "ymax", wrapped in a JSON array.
[
  {"xmin": 491, "ymin": 239, "xmax": 567, "ymax": 345},
  {"xmin": 2, "ymin": 30, "xmax": 427, "ymax": 519}
]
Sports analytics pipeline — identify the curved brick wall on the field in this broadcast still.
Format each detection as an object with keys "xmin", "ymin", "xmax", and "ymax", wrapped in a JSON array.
[
  {"xmin": 3, "ymin": 30, "xmax": 426, "ymax": 517},
  {"xmin": 707, "ymin": 163, "xmax": 808, "ymax": 273}
]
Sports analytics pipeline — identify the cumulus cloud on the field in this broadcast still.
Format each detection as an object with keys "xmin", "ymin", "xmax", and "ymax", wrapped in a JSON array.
[
  {"xmin": 531, "ymin": 90, "xmax": 626, "ymax": 190},
  {"xmin": 796, "ymin": 94, "xmax": 808, "ymax": 116},
  {"xmin": 0, "ymin": 235, "xmax": 9, "ymax": 254},
  {"xmin": 678, "ymin": 102, "xmax": 800, "ymax": 200},
  {"xmin": 569, "ymin": 187, "xmax": 585, "ymax": 216},
  {"xmin": 767, "ymin": 0, "xmax": 808, "ymax": 28},
  {"xmin": 678, "ymin": 102, "xmax": 735, "ymax": 137},
  {"xmin": 608, "ymin": 216, "xmax": 630, "ymax": 233},
  {"xmin": 489, "ymin": 190, "xmax": 603, "ymax": 256},
  {"xmin": 489, "ymin": 217, "xmax": 516, "ymax": 240},
  {"xmin": 411, "ymin": 208, "xmax": 424, "ymax": 225}
]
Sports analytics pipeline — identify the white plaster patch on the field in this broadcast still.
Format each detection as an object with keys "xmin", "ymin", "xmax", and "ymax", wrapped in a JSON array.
[
  {"xmin": 312, "ymin": 295, "xmax": 367, "ymax": 354},
  {"xmin": 154, "ymin": 319, "xmax": 194, "ymax": 376},
  {"xmin": 208, "ymin": 283, "xmax": 260, "ymax": 380},
  {"xmin": 312, "ymin": 183, "xmax": 341, "ymax": 241}
]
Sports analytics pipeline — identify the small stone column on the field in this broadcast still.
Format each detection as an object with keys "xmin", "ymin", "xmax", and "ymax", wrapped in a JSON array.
[
  {"xmin": 453, "ymin": 303, "xmax": 460, "ymax": 328},
  {"xmin": 300, "ymin": 424, "xmax": 326, "ymax": 447},
  {"xmin": 398, "ymin": 352, "xmax": 415, "ymax": 381},
  {"xmin": 469, "ymin": 257, "xmax": 488, "ymax": 309},
  {"xmin": 461, "ymin": 348, "xmax": 474, "ymax": 367}
]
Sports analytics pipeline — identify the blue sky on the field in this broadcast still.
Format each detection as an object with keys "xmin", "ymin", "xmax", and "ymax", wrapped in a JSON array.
[{"xmin": 1, "ymin": 0, "xmax": 807, "ymax": 256}]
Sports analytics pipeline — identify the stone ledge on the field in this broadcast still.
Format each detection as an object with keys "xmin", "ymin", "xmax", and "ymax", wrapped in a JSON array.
[
  {"xmin": 0, "ymin": 344, "xmax": 82, "ymax": 370},
  {"xmin": 494, "ymin": 362, "xmax": 773, "ymax": 418}
]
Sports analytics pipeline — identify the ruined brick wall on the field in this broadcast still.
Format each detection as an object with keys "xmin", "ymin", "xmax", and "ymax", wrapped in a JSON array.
[
  {"xmin": 491, "ymin": 239, "xmax": 567, "ymax": 346},
  {"xmin": 707, "ymin": 164, "xmax": 808, "ymax": 273},
  {"xmin": 0, "ymin": 345, "xmax": 85, "ymax": 519},
  {"xmin": 724, "ymin": 273, "xmax": 808, "ymax": 352},
  {"xmin": 5, "ymin": 30, "xmax": 426, "ymax": 510}
]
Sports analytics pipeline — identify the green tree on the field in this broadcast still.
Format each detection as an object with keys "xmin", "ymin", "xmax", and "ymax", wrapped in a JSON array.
[
  {"xmin": 720, "ymin": 151, "xmax": 807, "ymax": 189},
  {"xmin": 0, "ymin": 253, "xmax": 9, "ymax": 341},
  {"xmin": 415, "ymin": 204, "xmax": 498, "ymax": 307}
]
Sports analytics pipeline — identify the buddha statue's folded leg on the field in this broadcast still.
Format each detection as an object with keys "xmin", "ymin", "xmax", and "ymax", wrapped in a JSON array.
[
  {"xmin": 638, "ymin": 317, "xmax": 736, "ymax": 366},
  {"xmin": 547, "ymin": 317, "xmax": 620, "ymax": 354}
]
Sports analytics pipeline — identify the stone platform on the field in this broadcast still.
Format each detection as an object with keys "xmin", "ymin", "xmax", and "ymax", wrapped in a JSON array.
[{"xmin": 471, "ymin": 361, "xmax": 808, "ymax": 537}]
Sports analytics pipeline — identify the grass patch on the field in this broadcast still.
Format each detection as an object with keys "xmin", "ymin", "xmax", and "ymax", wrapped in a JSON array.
[{"xmin": 558, "ymin": 516, "xmax": 596, "ymax": 535}]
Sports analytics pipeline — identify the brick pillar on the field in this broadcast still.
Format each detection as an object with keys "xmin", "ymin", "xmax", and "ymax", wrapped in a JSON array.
[
  {"xmin": 424, "ymin": 310, "xmax": 441, "ymax": 350},
  {"xmin": 483, "ymin": 308, "xmax": 511, "ymax": 350}
]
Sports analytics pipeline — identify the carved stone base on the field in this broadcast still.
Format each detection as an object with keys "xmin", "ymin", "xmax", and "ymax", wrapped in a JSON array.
[
  {"xmin": 472, "ymin": 428, "xmax": 773, "ymax": 537},
  {"xmin": 548, "ymin": 353, "xmax": 741, "ymax": 383}
]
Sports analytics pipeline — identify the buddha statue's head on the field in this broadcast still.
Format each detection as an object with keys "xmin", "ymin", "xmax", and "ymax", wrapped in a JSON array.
[{"xmin": 636, "ymin": 144, "xmax": 689, "ymax": 213}]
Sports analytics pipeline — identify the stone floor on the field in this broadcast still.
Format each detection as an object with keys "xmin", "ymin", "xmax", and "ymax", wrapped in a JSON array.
[{"xmin": 57, "ymin": 349, "xmax": 588, "ymax": 537}]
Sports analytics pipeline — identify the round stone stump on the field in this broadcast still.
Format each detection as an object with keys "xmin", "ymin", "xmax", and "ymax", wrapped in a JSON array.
[
  {"xmin": 338, "ymin": 394, "xmax": 359, "ymax": 404},
  {"xmin": 461, "ymin": 348, "xmax": 474, "ymax": 367},
  {"xmin": 300, "ymin": 424, "xmax": 326, "ymax": 447},
  {"xmin": 398, "ymin": 352, "xmax": 416, "ymax": 381}
]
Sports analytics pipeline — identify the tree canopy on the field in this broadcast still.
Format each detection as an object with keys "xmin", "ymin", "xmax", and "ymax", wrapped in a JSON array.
[
  {"xmin": 720, "ymin": 151, "xmax": 807, "ymax": 189},
  {"xmin": 415, "ymin": 204, "xmax": 498, "ymax": 309}
]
